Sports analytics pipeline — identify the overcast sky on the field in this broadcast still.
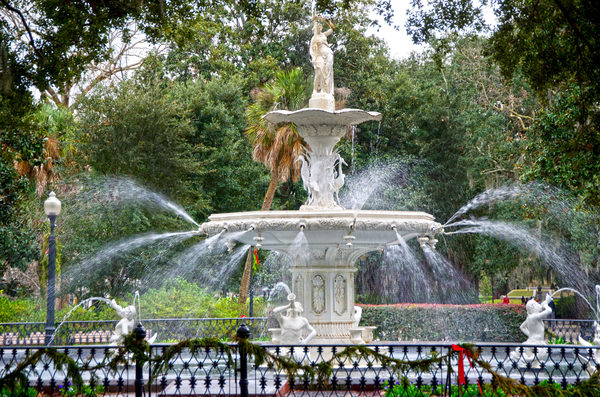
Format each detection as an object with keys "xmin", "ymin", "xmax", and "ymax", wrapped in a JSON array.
[
  {"xmin": 369, "ymin": 0, "xmax": 497, "ymax": 59},
  {"xmin": 367, "ymin": 0, "xmax": 425, "ymax": 60}
]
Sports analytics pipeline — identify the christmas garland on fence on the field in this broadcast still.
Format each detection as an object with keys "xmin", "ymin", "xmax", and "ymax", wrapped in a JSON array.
[{"xmin": 1, "ymin": 335, "xmax": 600, "ymax": 396}]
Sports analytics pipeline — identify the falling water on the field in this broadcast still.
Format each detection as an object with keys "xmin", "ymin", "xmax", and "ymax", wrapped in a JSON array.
[
  {"xmin": 65, "ymin": 230, "xmax": 199, "ymax": 284},
  {"xmin": 350, "ymin": 126, "xmax": 356, "ymax": 175},
  {"xmin": 142, "ymin": 232, "xmax": 228, "ymax": 288},
  {"xmin": 340, "ymin": 160, "xmax": 410, "ymax": 210},
  {"xmin": 49, "ymin": 296, "xmax": 113, "ymax": 345},
  {"xmin": 445, "ymin": 184, "xmax": 528, "ymax": 225},
  {"xmin": 288, "ymin": 230, "xmax": 310, "ymax": 265},
  {"xmin": 444, "ymin": 218, "xmax": 589, "ymax": 294},
  {"xmin": 374, "ymin": 121, "xmax": 381, "ymax": 160},
  {"xmin": 380, "ymin": 231, "xmax": 432, "ymax": 302},
  {"xmin": 66, "ymin": 176, "xmax": 200, "ymax": 227},
  {"xmin": 422, "ymin": 246, "xmax": 475, "ymax": 304},
  {"xmin": 550, "ymin": 287, "xmax": 597, "ymax": 319}
]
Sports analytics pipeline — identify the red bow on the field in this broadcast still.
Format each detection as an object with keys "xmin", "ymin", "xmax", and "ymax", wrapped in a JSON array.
[{"xmin": 451, "ymin": 344, "xmax": 482, "ymax": 394}]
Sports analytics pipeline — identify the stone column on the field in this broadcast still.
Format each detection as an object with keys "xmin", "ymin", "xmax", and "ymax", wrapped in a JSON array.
[{"xmin": 289, "ymin": 247, "xmax": 365, "ymax": 343}]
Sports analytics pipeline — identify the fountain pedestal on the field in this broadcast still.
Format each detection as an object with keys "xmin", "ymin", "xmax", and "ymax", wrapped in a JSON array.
[{"xmin": 291, "ymin": 256, "xmax": 357, "ymax": 342}]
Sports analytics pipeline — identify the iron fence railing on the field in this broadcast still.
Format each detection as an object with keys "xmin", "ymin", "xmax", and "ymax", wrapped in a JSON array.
[
  {"xmin": 1, "ymin": 334, "xmax": 599, "ymax": 396},
  {"xmin": 1, "ymin": 318, "xmax": 596, "ymax": 346},
  {"xmin": 545, "ymin": 319, "xmax": 596, "ymax": 344},
  {"xmin": 0, "ymin": 317, "xmax": 268, "ymax": 346}
]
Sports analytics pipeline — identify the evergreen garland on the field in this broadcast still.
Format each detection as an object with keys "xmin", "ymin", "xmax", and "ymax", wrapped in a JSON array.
[{"xmin": 1, "ymin": 335, "xmax": 599, "ymax": 396}]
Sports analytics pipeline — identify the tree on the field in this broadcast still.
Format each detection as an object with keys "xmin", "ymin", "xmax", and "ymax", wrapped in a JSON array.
[
  {"xmin": 406, "ymin": 0, "xmax": 600, "ymax": 206},
  {"xmin": 76, "ymin": 68, "xmax": 199, "ymax": 204},
  {"xmin": 238, "ymin": 67, "xmax": 309, "ymax": 305}
]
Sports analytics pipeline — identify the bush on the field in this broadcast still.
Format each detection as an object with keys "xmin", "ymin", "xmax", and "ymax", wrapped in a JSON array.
[
  {"xmin": 0, "ymin": 295, "xmax": 43, "ymax": 322},
  {"xmin": 360, "ymin": 303, "xmax": 527, "ymax": 342}
]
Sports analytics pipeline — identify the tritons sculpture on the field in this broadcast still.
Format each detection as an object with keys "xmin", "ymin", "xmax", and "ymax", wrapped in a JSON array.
[
  {"xmin": 272, "ymin": 293, "xmax": 316, "ymax": 344},
  {"xmin": 510, "ymin": 294, "xmax": 553, "ymax": 367}
]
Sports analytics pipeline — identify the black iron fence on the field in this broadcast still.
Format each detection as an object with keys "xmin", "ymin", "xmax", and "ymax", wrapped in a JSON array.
[
  {"xmin": 0, "ymin": 317, "xmax": 268, "ymax": 346},
  {"xmin": 1, "ymin": 318, "xmax": 595, "ymax": 347},
  {"xmin": 1, "ymin": 325, "xmax": 600, "ymax": 396},
  {"xmin": 545, "ymin": 319, "xmax": 596, "ymax": 344}
]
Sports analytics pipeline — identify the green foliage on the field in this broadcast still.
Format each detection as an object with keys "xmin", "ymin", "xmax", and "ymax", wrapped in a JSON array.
[
  {"xmin": 554, "ymin": 296, "xmax": 577, "ymax": 319},
  {"xmin": 359, "ymin": 303, "xmax": 527, "ymax": 342},
  {"xmin": 139, "ymin": 278, "xmax": 241, "ymax": 319},
  {"xmin": 76, "ymin": 73, "xmax": 198, "ymax": 203},
  {"xmin": 523, "ymin": 86, "xmax": 600, "ymax": 206},
  {"xmin": 0, "ymin": 295, "xmax": 41, "ymax": 322}
]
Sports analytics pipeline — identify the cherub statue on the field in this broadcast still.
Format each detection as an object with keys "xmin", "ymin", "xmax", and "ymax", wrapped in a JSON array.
[
  {"xmin": 109, "ymin": 299, "xmax": 136, "ymax": 345},
  {"xmin": 272, "ymin": 293, "xmax": 317, "ymax": 344},
  {"xmin": 509, "ymin": 294, "xmax": 554, "ymax": 367}
]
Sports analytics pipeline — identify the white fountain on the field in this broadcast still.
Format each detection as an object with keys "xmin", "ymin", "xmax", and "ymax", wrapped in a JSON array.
[{"xmin": 200, "ymin": 17, "xmax": 442, "ymax": 343}]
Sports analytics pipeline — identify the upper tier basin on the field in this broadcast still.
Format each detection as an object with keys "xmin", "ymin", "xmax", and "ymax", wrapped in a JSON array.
[{"xmin": 201, "ymin": 209, "xmax": 441, "ymax": 251}]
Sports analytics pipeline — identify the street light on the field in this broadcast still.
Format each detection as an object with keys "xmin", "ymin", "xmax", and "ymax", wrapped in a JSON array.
[
  {"xmin": 44, "ymin": 191, "xmax": 61, "ymax": 345},
  {"xmin": 504, "ymin": 272, "xmax": 509, "ymax": 292}
]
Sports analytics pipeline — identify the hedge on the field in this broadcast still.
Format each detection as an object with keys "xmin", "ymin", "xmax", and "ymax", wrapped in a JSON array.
[{"xmin": 359, "ymin": 303, "xmax": 527, "ymax": 342}]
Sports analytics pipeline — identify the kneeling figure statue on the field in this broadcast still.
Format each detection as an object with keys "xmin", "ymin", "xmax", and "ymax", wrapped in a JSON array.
[{"xmin": 273, "ymin": 293, "xmax": 317, "ymax": 345}]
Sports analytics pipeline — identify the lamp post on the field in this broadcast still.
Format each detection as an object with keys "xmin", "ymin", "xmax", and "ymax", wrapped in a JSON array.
[
  {"xmin": 504, "ymin": 272, "xmax": 509, "ymax": 293},
  {"xmin": 44, "ymin": 191, "xmax": 61, "ymax": 345}
]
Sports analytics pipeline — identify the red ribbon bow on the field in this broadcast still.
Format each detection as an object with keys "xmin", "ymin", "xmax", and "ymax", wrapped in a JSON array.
[{"xmin": 451, "ymin": 344, "xmax": 482, "ymax": 394}]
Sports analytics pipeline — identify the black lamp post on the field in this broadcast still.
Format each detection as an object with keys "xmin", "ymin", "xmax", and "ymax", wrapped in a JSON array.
[
  {"xmin": 504, "ymin": 272, "xmax": 509, "ymax": 293},
  {"xmin": 44, "ymin": 191, "xmax": 61, "ymax": 345}
]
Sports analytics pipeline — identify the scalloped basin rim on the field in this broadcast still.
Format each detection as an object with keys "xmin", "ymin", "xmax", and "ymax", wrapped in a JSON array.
[
  {"xmin": 207, "ymin": 209, "xmax": 435, "ymax": 222},
  {"xmin": 263, "ymin": 108, "xmax": 382, "ymax": 125}
]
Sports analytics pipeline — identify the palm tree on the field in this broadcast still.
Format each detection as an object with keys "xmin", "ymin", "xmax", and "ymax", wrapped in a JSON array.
[{"xmin": 238, "ymin": 68, "xmax": 309, "ymax": 305}]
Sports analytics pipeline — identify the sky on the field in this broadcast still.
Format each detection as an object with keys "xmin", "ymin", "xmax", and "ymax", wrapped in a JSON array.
[
  {"xmin": 367, "ymin": 0, "xmax": 424, "ymax": 60},
  {"xmin": 370, "ymin": 0, "xmax": 497, "ymax": 60}
]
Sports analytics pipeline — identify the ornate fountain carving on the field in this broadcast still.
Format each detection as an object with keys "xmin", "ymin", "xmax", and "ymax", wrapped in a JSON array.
[
  {"xmin": 312, "ymin": 275, "xmax": 326, "ymax": 314},
  {"xmin": 334, "ymin": 274, "xmax": 347, "ymax": 315}
]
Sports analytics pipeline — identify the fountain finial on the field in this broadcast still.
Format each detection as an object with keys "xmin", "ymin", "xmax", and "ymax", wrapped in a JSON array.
[{"xmin": 309, "ymin": 16, "xmax": 335, "ymax": 111}]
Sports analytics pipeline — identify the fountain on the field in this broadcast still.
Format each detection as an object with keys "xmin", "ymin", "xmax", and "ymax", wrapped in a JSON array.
[{"xmin": 199, "ymin": 17, "xmax": 442, "ymax": 343}]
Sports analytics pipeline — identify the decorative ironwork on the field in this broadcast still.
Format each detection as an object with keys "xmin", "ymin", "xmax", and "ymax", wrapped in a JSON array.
[
  {"xmin": 0, "ymin": 318, "xmax": 268, "ymax": 346},
  {"xmin": 1, "ymin": 339, "xmax": 599, "ymax": 396}
]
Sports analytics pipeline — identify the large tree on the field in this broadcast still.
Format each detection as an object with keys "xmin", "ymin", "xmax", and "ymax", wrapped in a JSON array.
[{"xmin": 406, "ymin": 0, "xmax": 600, "ymax": 206}]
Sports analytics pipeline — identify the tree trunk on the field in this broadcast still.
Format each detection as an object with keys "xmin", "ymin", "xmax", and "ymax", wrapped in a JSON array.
[{"xmin": 238, "ymin": 169, "xmax": 279, "ymax": 306}]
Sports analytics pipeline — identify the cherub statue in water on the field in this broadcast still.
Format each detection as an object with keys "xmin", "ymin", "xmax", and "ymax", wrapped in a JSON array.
[
  {"xmin": 109, "ymin": 299, "xmax": 136, "ymax": 345},
  {"xmin": 272, "ymin": 293, "xmax": 317, "ymax": 344},
  {"xmin": 109, "ymin": 299, "xmax": 156, "ymax": 345},
  {"xmin": 509, "ymin": 293, "xmax": 553, "ymax": 367}
]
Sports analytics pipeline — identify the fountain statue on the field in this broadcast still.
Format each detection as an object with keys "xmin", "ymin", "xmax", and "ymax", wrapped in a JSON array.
[
  {"xmin": 309, "ymin": 17, "xmax": 335, "ymax": 111},
  {"xmin": 271, "ymin": 293, "xmax": 317, "ymax": 344},
  {"xmin": 509, "ymin": 294, "xmax": 554, "ymax": 367},
  {"xmin": 200, "ymin": 17, "xmax": 442, "ymax": 343},
  {"xmin": 109, "ymin": 298, "xmax": 157, "ymax": 345},
  {"xmin": 109, "ymin": 299, "xmax": 137, "ymax": 345}
]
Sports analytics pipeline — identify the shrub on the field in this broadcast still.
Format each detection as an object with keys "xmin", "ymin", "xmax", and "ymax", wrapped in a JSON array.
[
  {"xmin": 0, "ymin": 295, "xmax": 43, "ymax": 322},
  {"xmin": 360, "ymin": 303, "xmax": 527, "ymax": 342}
]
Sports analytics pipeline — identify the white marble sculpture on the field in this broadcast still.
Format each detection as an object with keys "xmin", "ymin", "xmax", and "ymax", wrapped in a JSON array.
[
  {"xmin": 309, "ymin": 17, "xmax": 335, "ymax": 111},
  {"xmin": 109, "ymin": 299, "xmax": 136, "ymax": 345},
  {"xmin": 509, "ymin": 294, "xmax": 553, "ymax": 367},
  {"xmin": 578, "ymin": 321, "xmax": 600, "ymax": 374},
  {"xmin": 353, "ymin": 306, "xmax": 362, "ymax": 328},
  {"xmin": 272, "ymin": 293, "xmax": 317, "ymax": 344},
  {"xmin": 109, "ymin": 298, "xmax": 156, "ymax": 345}
]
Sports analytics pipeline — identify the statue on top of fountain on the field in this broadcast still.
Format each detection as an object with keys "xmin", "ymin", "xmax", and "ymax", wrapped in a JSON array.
[
  {"xmin": 272, "ymin": 293, "xmax": 317, "ymax": 344},
  {"xmin": 309, "ymin": 16, "xmax": 335, "ymax": 111},
  {"xmin": 509, "ymin": 293, "xmax": 554, "ymax": 367}
]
